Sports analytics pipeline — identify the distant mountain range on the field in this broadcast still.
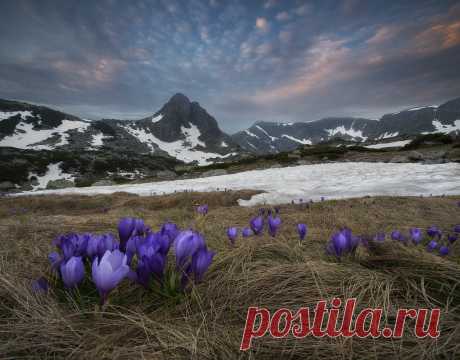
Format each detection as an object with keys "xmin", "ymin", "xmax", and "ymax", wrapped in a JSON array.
[
  {"xmin": 232, "ymin": 97, "xmax": 460, "ymax": 154},
  {"xmin": 0, "ymin": 93, "xmax": 239, "ymax": 166},
  {"xmin": 1, "ymin": 94, "xmax": 460, "ymax": 161}
]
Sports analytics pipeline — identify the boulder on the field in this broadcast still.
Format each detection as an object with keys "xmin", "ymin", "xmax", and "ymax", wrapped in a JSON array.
[
  {"xmin": 92, "ymin": 179, "xmax": 116, "ymax": 186},
  {"xmin": 46, "ymin": 179, "xmax": 75, "ymax": 189},
  {"xmin": 270, "ymin": 163, "xmax": 282, "ymax": 169},
  {"xmin": 407, "ymin": 151, "xmax": 424, "ymax": 161},
  {"xmin": 390, "ymin": 155, "xmax": 409, "ymax": 163},
  {"xmin": 200, "ymin": 169, "xmax": 228, "ymax": 177},
  {"xmin": 296, "ymin": 160, "xmax": 311, "ymax": 166},
  {"xmin": 156, "ymin": 170, "xmax": 177, "ymax": 180},
  {"xmin": 0, "ymin": 181, "xmax": 15, "ymax": 191},
  {"xmin": 446, "ymin": 148, "xmax": 460, "ymax": 162}
]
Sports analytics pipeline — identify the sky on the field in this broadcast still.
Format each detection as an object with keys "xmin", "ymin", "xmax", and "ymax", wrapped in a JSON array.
[{"xmin": 1, "ymin": 0, "xmax": 460, "ymax": 133}]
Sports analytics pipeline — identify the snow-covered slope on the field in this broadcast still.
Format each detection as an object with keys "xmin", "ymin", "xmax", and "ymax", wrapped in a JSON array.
[
  {"xmin": 19, "ymin": 162, "xmax": 460, "ymax": 206},
  {"xmin": 232, "ymin": 97, "xmax": 460, "ymax": 154},
  {"xmin": 0, "ymin": 94, "xmax": 239, "ymax": 165}
]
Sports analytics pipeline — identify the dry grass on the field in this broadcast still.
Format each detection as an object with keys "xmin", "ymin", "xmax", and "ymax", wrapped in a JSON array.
[{"xmin": 0, "ymin": 191, "xmax": 459, "ymax": 359}]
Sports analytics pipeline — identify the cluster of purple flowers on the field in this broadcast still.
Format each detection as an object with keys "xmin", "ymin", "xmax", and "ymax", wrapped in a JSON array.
[
  {"xmin": 34, "ymin": 217, "xmax": 215, "ymax": 304},
  {"xmin": 324, "ymin": 223, "xmax": 460, "ymax": 260},
  {"xmin": 366, "ymin": 224, "xmax": 459, "ymax": 258},
  {"xmin": 326, "ymin": 228, "xmax": 360, "ymax": 259},
  {"xmin": 225, "ymin": 206, "xmax": 309, "ymax": 245}
]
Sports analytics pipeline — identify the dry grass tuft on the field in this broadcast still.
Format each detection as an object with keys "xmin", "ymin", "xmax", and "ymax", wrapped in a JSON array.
[{"xmin": 0, "ymin": 192, "xmax": 459, "ymax": 359}]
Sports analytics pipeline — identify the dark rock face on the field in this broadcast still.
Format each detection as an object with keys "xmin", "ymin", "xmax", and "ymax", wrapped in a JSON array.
[
  {"xmin": 232, "ymin": 98, "xmax": 460, "ymax": 154},
  {"xmin": 0, "ymin": 94, "xmax": 240, "ymax": 164}
]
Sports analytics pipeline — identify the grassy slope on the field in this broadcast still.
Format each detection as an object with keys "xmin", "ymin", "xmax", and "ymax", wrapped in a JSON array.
[{"xmin": 0, "ymin": 191, "xmax": 460, "ymax": 359}]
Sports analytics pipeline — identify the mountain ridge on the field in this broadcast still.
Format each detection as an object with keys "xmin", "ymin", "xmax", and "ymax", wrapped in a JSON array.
[{"xmin": 1, "ymin": 94, "xmax": 460, "ymax": 157}]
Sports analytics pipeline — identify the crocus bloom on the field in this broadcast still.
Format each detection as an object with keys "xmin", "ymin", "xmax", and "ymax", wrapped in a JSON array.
[
  {"xmin": 242, "ymin": 227, "xmax": 252, "ymax": 237},
  {"xmin": 227, "ymin": 227, "xmax": 238, "ymax": 245},
  {"xmin": 391, "ymin": 230, "xmax": 405, "ymax": 242},
  {"xmin": 92, "ymin": 249, "xmax": 130, "ymax": 304},
  {"xmin": 60, "ymin": 256, "xmax": 85, "ymax": 288},
  {"xmin": 448, "ymin": 234, "xmax": 458, "ymax": 244},
  {"xmin": 409, "ymin": 228, "xmax": 423, "ymax": 245},
  {"xmin": 342, "ymin": 228, "xmax": 359, "ymax": 252},
  {"xmin": 374, "ymin": 232, "xmax": 385, "ymax": 242},
  {"xmin": 196, "ymin": 204, "xmax": 208, "ymax": 215},
  {"xmin": 118, "ymin": 217, "xmax": 145, "ymax": 251},
  {"xmin": 32, "ymin": 277, "xmax": 49, "ymax": 293},
  {"xmin": 174, "ymin": 230, "xmax": 205, "ymax": 268},
  {"xmin": 48, "ymin": 251, "xmax": 62, "ymax": 271},
  {"xmin": 327, "ymin": 231, "xmax": 348, "ymax": 258},
  {"xmin": 297, "ymin": 224, "xmax": 307, "ymax": 241},
  {"xmin": 426, "ymin": 240, "xmax": 438, "ymax": 252},
  {"xmin": 454, "ymin": 225, "xmax": 460, "ymax": 234},
  {"xmin": 268, "ymin": 215, "xmax": 281, "ymax": 237},
  {"xmin": 161, "ymin": 222, "xmax": 180, "ymax": 242},
  {"xmin": 439, "ymin": 246, "xmax": 449, "ymax": 257},
  {"xmin": 191, "ymin": 246, "xmax": 215, "ymax": 283},
  {"xmin": 57, "ymin": 233, "xmax": 89, "ymax": 260},
  {"xmin": 427, "ymin": 225, "xmax": 442, "ymax": 239},
  {"xmin": 250, "ymin": 216, "xmax": 264, "ymax": 235}
]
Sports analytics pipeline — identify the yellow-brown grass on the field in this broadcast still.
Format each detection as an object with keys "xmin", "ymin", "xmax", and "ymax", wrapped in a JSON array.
[{"xmin": 0, "ymin": 192, "xmax": 459, "ymax": 359}]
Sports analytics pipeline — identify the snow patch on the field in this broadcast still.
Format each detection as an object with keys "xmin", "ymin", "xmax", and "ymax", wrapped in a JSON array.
[
  {"xmin": 256, "ymin": 125, "xmax": 278, "ymax": 141},
  {"xmin": 365, "ymin": 140, "xmax": 411, "ymax": 149},
  {"xmin": 244, "ymin": 130, "xmax": 259, "ymax": 138},
  {"xmin": 377, "ymin": 132, "xmax": 399, "ymax": 140},
  {"xmin": 121, "ymin": 123, "xmax": 235, "ymax": 166},
  {"xmin": 407, "ymin": 106, "xmax": 438, "ymax": 112},
  {"xmin": 326, "ymin": 126, "xmax": 368, "ymax": 141},
  {"xmin": 91, "ymin": 132, "xmax": 111, "ymax": 148},
  {"xmin": 28, "ymin": 162, "xmax": 74, "ymax": 190},
  {"xmin": 21, "ymin": 163, "xmax": 460, "ymax": 206},
  {"xmin": 431, "ymin": 120, "xmax": 460, "ymax": 134},
  {"xmin": 281, "ymin": 134, "xmax": 312, "ymax": 145},
  {"xmin": 0, "ymin": 119, "xmax": 90, "ymax": 150},
  {"xmin": 221, "ymin": 141, "xmax": 228, "ymax": 147},
  {"xmin": 152, "ymin": 114, "xmax": 163, "ymax": 123},
  {"xmin": 0, "ymin": 110, "xmax": 34, "ymax": 121}
]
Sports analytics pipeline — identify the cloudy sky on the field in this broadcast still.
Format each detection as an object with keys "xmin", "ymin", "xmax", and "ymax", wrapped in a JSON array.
[{"xmin": 1, "ymin": 0, "xmax": 460, "ymax": 133}]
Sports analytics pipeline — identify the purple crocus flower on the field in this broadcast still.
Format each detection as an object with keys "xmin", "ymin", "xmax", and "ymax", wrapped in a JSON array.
[
  {"xmin": 174, "ymin": 230, "xmax": 205, "ymax": 268},
  {"xmin": 426, "ymin": 240, "xmax": 438, "ymax": 252},
  {"xmin": 327, "ymin": 231, "xmax": 348, "ymax": 258},
  {"xmin": 391, "ymin": 230, "xmax": 406, "ymax": 242},
  {"xmin": 342, "ymin": 228, "xmax": 360, "ymax": 252},
  {"xmin": 448, "ymin": 234, "xmax": 458, "ymax": 244},
  {"xmin": 60, "ymin": 256, "xmax": 85, "ymax": 288},
  {"xmin": 297, "ymin": 224, "xmax": 307, "ymax": 241},
  {"xmin": 250, "ymin": 215, "xmax": 264, "ymax": 235},
  {"xmin": 409, "ymin": 228, "xmax": 423, "ymax": 245},
  {"xmin": 118, "ymin": 217, "xmax": 145, "ymax": 251},
  {"xmin": 374, "ymin": 232, "xmax": 385, "ymax": 242},
  {"xmin": 439, "ymin": 246, "xmax": 449, "ymax": 257},
  {"xmin": 268, "ymin": 215, "xmax": 281, "ymax": 237},
  {"xmin": 454, "ymin": 225, "xmax": 460, "ymax": 234},
  {"xmin": 427, "ymin": 225, "xmax": 442, "ymax": 239},
  {"xmin": 242, "ymin": 227, "xmax": 253, "ymax": 237},
  {"xmin": 92, "ymin": 249, "xmax": 130, "ymax": 304},
  {"xmin": 32, "ymin": 277, "xmax": 49, "ymax": 293},
  {"xmin": 161, "ymin": 222, "xmax": 180, "ymax": 242},
  {"xmin": 191, "ymin": 246, "xmax": 215, "ymax": 283},
  {"xmin": 196, "ymin": 204, "xmax": 208, "ymax": 215},
  {"xmin": 87, "ymin": 234, "xmax": 118, "ymax": 260},
  {"xmin": 58, "ymin": 233, "xmax": 89, "ymax": 260},
  {"xmin": 48, "ymin": 251, "xmax": 62, "ymax": 271},
  {"xmin": 227, "ymin": 227, "xmax": 238, "ymax": 245}
]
